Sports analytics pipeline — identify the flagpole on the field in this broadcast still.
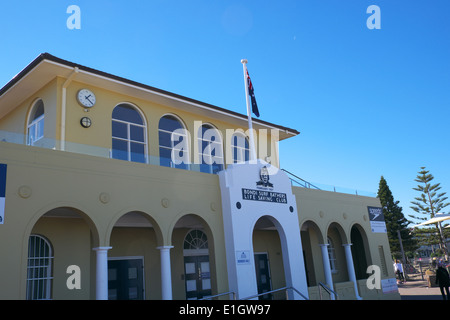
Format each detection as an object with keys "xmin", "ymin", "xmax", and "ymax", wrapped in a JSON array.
[{"xmin": 241, "ymin": 59, "xmax": 257, "ymax": 162}]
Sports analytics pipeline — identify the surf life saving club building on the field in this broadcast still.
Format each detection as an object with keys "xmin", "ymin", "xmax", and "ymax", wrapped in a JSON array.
[{"xmin": 0, "ymin": 53, "xmax": 400, "ymax": 300}]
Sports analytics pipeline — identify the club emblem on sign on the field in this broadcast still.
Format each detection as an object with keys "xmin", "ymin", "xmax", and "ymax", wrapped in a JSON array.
[{"xmin": 256, "ymin": 166, "xmax": 273, "ymax": 188}]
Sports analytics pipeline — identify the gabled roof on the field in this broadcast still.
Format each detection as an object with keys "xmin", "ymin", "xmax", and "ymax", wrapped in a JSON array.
[{"xmin": 0, "ymin": 53, "xmax": 299, "ymax": 139}]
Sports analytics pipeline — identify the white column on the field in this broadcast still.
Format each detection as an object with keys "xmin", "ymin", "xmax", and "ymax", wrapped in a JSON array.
[
  {"xmin": 319, "ymin": 243, "xmax": 335, "ymax": 300},
  {"xmin": 157, "ymin": 246, "xmax": 174, "ymax": 300},
  {"xmin": 343, "ymin": 243, "xmax": 362, "ymax": 300},
  {"xmin": 93, "ymin": 246, "xmax": 112, "ymax": 300}
]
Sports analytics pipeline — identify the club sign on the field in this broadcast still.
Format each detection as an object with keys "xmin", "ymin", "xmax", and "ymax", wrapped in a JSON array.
[{"xmin": 241, "ymin": 166, "xmax": 287, "ymax": 204}]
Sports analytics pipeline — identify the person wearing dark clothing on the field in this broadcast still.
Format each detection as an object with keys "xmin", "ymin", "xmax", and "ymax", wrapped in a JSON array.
[{"xmin": 435, "ymin": 264, "xmax": 450, "ymax": 300}]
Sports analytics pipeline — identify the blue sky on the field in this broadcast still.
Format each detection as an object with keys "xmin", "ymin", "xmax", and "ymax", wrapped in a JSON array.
[{"xmin": 1, "ymin": 0, "xmax": 449, "ymax": 225}]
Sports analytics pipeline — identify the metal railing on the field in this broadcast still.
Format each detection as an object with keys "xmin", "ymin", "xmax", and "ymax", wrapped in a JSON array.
[
  {"xmin": 282, "ymin": 168, "xmax": 376, "ymax": 197},
  {"xmin": 318, "ymin": 282, "xmax": 339, "ymax": 300},
  {"xmin": 199, "ymin": 291, "xmax": 237, "ymax": 300},
  {"xmin": 281, "ymin": 169, "xmax": 321, "ymax": 190},
  {"xmin": 240, "ymin": 286, "xmax": 309, "ymax": 300}
]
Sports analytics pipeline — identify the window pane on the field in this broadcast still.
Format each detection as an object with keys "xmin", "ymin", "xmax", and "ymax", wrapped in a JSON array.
[
  {"xmin": 28, "ymin": 124, "xmax": 36, "ymax": 145},
  {"xmin": 130, "ymin": 142, "xmax": 146, "ymax": 163},
  {"xmin": 112, "ymin": 121, "xmax": 128, "ymax": 139},
  {"xmin": 158, "ymin": 130, "xmax": 172, "ymax": 148},
  {"xmin": 130, "ymin": 125, "xmax": 144, "ymax": 142},
  {"xmin": 159, "ymin": 147, "xmax": 172, "ymax": 167},
  {"xmin": 36, "ymin": 118, "xmax": 44, "ymax": 140},
  {"xmin": 112, "ymin": 104, "xmax": 144, "ymax": 124},
  {"xmin": 112, "ymin": 139, "xmax": 128, "ymax": 160},
  {"xmin": 32, "ymin": 100, "xmax": 44, "ymax": 121},
  {"xmin": 159, "ymin": 115, "xmax": 183, "ymax": 132}
]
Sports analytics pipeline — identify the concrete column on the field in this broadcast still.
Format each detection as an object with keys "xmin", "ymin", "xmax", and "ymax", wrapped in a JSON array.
[
  {"xmin": 93, "ymin": 246, "xmax": 112, "ymax": 300},
  {"xmin": 343, "ymin": 243, "xmax": 362, "ymax": 300},
  {"xmin": 319, "ymin": 243, "xmax": 335, "ymax": 300},
  {"xmin": 157, "ymin": 246, "xmax": 174, "ymax": 300}
]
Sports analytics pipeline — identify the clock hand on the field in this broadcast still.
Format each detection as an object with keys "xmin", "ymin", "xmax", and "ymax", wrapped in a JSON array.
[{"xmin": 85, "ymin": 95, "xmax": 94, "ymax": 104}]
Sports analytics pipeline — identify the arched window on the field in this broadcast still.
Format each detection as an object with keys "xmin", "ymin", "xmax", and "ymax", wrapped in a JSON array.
[
  {"xmin": 198, "ymin": 124, "xmax": 223, "ymax": 174},
  {"xmin": 231, "ymin": 132, "xmax": 250, "ymax": 163},
  {"xmin": 158, "ymin": 115, "xmax": 189, "ymax": 170},
  {"xmin": 184, "ymin": 229, "xmax": 209, "ymax": 251},
  {"xmin": 327, "ymin": 237, "xmax": 337, "ymax": 273},
  {"xmin": 26, "ymin": 235, "xmax": 53, "ymax": 300},
  {"xmin": 111, "ymin": 104, "xmax": 147, "ymax": 163},
  {"xmin": 27, "ymin": 99, "xmax": 44, "ymax": 146}
]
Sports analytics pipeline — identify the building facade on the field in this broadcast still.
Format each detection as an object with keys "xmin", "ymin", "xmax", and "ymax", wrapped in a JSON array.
[{"xmin": 0, "ymin": 53, "xmax": 400, "ymax": 300}]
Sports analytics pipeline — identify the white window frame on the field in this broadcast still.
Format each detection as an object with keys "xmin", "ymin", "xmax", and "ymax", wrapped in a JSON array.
[
  {"xmin": 231, "ymin": 132, "xmax": 250, "ymax": 163},
  {"xmin": 111, "ymin": 104, "xmax": 148, "ymax": 163},
  {"xmin": 197, "ymin": 124, "xmax": 224, "ymax": 174},
  {"xmin": 183, "ymin": 229, "xmax": 209, "ymax": 256},
  {"xmin": 158, "ymin": 114, "xmax": 190, "ymax": 169},
  {"xmin": 27, "ymin": 99, "xmax": 45, "ymax": 146},
  {"xmin": 26, "ymin": 234, "xmax": 53, "ymax": 300},
  {"xmin": 327, "ymin": 237, "xmax": 338, "ymax": 273}
]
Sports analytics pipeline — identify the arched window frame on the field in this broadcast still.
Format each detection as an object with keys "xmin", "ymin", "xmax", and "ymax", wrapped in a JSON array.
[
  {"xmin": 183, "ymin": 229, "xmax": 209, "ymax": 256},
  {"xmin": 27, "ymin": 99, "xmax": 45, "ymax": 146},
  {"xmin": 197, "ymin": 123, "xmax": 224, "ymax": 174},
  {"xmin": 158, "ymin": 114, "xmax": 190, "ymax": 170},
  {"xmin": 111, "ymin": 103, "xmax": 148, "ymax": 163},
  {"xmin": 231, "ymin": 132, "xmax": 250, "ymax": 164},
  {"xmin": 26, "ymin": 234, "xmax": 53, "ymax": 300}
]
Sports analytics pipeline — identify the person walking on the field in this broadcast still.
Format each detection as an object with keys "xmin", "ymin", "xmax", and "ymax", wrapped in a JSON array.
[
  {"xmin": 435, "ymin": 261, "xmax": 450, "ymax": 300},
  {"xmin": 394, "ymin": 260, "xmax": 405, "ymax": 284}
]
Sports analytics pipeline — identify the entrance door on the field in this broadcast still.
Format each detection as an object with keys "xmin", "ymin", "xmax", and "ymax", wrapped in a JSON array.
[
  {"xmin": 254, "ymin": 253, "xmax": 272, "ymax": 300},
  {"xmin": 184, "ymin": 255, "xmax": 211, "ymax": 299},
  {"xmin": 108, "ymin": 258, "xmax": 144, "ymax": 300}
]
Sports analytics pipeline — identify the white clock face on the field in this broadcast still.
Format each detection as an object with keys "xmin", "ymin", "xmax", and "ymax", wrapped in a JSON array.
[{"xmin": 77, "ymin": 89, "xmax": 96, "ymax": 108}]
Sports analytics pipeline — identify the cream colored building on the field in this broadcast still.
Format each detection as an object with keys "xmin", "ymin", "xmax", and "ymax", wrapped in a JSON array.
[{"xmin": 0, "ymin": 53, "xmax": 400, "ymax": 300}]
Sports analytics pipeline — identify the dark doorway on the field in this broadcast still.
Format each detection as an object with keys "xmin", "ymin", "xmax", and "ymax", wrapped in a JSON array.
[{"xmin": 108, "ymin": 258, "xmax": 144, "ymax": 300}]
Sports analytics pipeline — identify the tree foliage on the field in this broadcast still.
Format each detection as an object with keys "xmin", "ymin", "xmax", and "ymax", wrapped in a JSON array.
[
  {"xmin": 410, "ymin": 167, "xmax": 449, "ymax": 253},
  {"xmin": 377, "ymin": 176, "xmax": 417, "ymax": 257},
  {"xmin": 410, "ymin": 167, "xmax": 449, "ymax": 221}
]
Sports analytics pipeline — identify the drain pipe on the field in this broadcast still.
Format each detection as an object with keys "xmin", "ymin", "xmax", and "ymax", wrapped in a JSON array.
[{"xmin": 61, "ymin": 67, "xmax": 79, "ymax": 150}]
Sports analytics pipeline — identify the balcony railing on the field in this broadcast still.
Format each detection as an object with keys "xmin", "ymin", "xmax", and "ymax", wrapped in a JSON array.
[
  {"xmin": 0, "ymin": 130, "xmax": 223, "ymax": 174},
  {"xmin": 0, "ymin": 130, "xmax": 377, "ymax": 197}
]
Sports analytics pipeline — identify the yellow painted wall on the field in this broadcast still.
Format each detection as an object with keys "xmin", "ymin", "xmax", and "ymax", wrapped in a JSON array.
[
  {"xmin": 0, "ymin": 78, "xmax": 59, "ymax": 140},
  {"xmin": 253, "ymin": 230, "xmax": 286, "ymax": 293},
  {"xmin": 0, "ymin": 141, "xmax": 400, "ymax": 300},
  {"xmin": 0, "ymin": 141, "xmax": 228, "ymax": 299},
  {"xmin": 59, "ymin": 80, "xmax": 279, "ymax": 167}
]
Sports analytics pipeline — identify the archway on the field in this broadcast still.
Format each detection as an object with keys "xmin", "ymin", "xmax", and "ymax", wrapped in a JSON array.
[
  {"xmin": 108, "ymin": 211, "xmax": 161, "ymax": 300},
  {"xmin": 252, "ymin": 216, "xmax": 287, "ymax": 299},
  {"xmin": 300, "ymin": 220, "xmax": 325, "ymax": 287},
  {"xmin": 326, "ymin": 222, "xmax": 349, "ymax": 283},
  {"xmin": 171, "ymin": 214, "xmax": 216, "ymax": 300},
  {"xmin": 26, "ymin": 206, "xmax": 99, "ymax": 299},
  {"xmin": 350, "ymin": 224, "xmax": 371, "ymax": 280}
]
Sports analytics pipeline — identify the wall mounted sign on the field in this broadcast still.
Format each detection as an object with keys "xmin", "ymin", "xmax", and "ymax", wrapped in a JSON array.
[
  {"xmin": 0, "ymin": 164, "xmax": 7, "ymax": 224},
  {"xmin": 240, "ymin": 165, "xmax": 287, "ymax": 204},
  {"xmin": 368, "ymin": 206, "xmax": 386, "ymax": 233},
  {"xmin": 242, "ymin": 188, "xmax": 287, "ymax": 204},
  {"xmin": 236, "ymin": 251, "xmax": 251, "ymax": 265}
]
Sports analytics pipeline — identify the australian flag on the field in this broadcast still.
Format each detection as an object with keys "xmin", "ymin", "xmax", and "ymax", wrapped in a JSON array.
[{"xmin": 246, "ymin": 70, "xmax": 260, "ymax": 117}]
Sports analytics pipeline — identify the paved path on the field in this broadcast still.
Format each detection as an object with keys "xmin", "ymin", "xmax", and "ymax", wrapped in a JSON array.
[{"xmin": 397, "ymin": 278, "xmax": 447, "ymax": 300}]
